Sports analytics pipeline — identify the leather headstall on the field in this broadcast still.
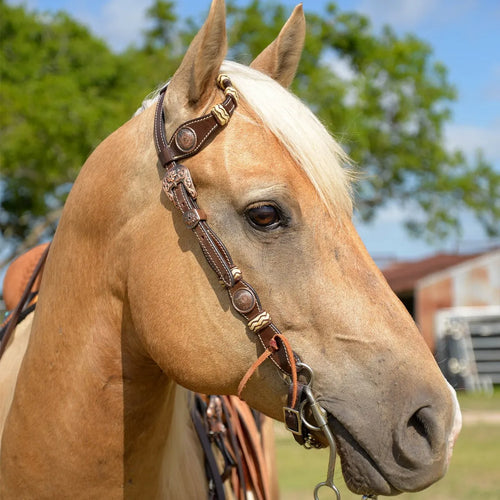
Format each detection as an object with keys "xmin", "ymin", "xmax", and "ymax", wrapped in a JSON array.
[{"xmin": 154, "ymin": 75, "xmax": 310, "ymax": 444}]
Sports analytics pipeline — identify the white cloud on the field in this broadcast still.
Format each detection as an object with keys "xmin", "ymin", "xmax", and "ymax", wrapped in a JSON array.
[
  {"xmin": 6, "ymin": 0, "xmax": 38, "ymax": 9},
  {"xmin": 78, "ymin": 0, "xmax": 153, "ymax": 52},
  {"xmin": 7, "ymin": 0, "xmax": 151, "ymax": 51},
  {"xmin": 357, "ymin": 0, "xmax": 439, "ymax": 29},
  {"xmin": 324, "ymin": 53, "xmax": 356, "ymax": 82},
  {"xmin": 356, "ymin": 0, "xmax": 479, "ymax": 31}
]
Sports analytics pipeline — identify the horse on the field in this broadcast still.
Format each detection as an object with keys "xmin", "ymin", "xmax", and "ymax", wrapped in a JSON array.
[{"xmin": 0, "ymin": 1, "xmax": 461, "ymax": 498}]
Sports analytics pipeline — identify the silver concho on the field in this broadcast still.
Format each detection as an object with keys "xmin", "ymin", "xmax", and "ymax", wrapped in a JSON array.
[{"xmin": 175, "ymin": 127, "xmax": 197, "ymax": 153}]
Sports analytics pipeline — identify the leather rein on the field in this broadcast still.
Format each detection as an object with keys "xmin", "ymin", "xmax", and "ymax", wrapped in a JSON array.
[{"xmin": 153, "ymin": 75, "xmax": 379, "ymax": 500}]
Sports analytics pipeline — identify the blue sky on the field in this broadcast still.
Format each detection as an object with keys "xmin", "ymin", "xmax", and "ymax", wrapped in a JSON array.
[{"xmin": 7, "ymin": 0, "xmax": 500, "ymax": 262}]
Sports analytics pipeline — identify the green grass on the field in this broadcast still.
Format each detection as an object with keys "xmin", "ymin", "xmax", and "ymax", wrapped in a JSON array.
[
  {"xmin": 275, "ymin": 389, "xmax": 500, "ymax": 499},
  {"xmin": 456, "ymin": 385, "xmax": 500, "ymax": 411}
]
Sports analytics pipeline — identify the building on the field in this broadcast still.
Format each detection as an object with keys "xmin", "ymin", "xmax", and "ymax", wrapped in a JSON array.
[
  {"xmin": 382, "ymin": 253, "xmax": 482, "ymax": 327},
  {"xmin": 383, "ymin": 249, "xmax": 500, "ymax": 388}
]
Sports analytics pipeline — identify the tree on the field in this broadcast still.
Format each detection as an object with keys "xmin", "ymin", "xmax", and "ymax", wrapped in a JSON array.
[
  {"xmin": 1, "ymin": 0, "xmax": 499, "ymax": 265},
  {"xmin": 143, "ymin": 0, "xmax": 177, "ymax": 50},
  {"xmin": 0, "ymin": 1, "xmax": 181, "ymax": 263},
  {"xmin": 1, "ymin": 2, "xmax": 127, "ymax": 242}
]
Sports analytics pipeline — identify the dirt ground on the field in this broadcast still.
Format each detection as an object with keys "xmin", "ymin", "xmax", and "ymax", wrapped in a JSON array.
[{"xmin": 461, "ymin": 409, "xmax": 500, "ymax": 424}]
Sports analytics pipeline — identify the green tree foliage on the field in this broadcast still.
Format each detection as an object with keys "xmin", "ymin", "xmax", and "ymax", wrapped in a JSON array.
[
  {"xmin": 1, "ymin": 0, "xmax": 499, "ymax": 262},
  {"xmin": 1, "ymin": 1, "xmax": 129, "ymax": 242},
  {"xmin": 0, "ymin": 0, "xmax": 180, "ymax": 257},
  {"xmin": 143, "ymin": 0, "xmax": 177, "ymax": 49}
]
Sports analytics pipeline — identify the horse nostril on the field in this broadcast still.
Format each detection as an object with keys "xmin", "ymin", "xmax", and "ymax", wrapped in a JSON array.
[
  {"xmin": 408, "ymin": 406, "xmax": 433, "ymax": 447},
  {"xmin": 393, "ymin": 406, "xmax": 442, "ymax": 470}
]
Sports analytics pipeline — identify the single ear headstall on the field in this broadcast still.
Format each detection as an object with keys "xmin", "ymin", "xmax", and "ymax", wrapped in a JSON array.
[
  {"xmin": 153, "ymin": 75, "xmax": 313, "ymax": 443},
  {"xmin": 155, "ymin": 75, "xmax": 379, "ymax": 500}
]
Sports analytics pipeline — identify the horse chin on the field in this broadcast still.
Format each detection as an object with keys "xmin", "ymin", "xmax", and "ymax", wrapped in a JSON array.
[{"xmin": 310, "ymin": 411, "xmax": 401, "ymax": 497}]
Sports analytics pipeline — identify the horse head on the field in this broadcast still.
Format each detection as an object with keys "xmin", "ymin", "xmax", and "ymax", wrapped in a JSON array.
[{"xmin": 113, "ymin": 1, "xmax": 461, "ymax": 495}]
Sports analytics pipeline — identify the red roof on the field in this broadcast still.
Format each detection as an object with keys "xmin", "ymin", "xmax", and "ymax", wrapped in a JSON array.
[{"xmin": 382, "ymin": 253, "xmax": 482, "ymax": 294}]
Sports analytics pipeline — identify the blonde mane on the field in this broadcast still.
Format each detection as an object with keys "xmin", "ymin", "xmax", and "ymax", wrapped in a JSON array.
[
  {"xmin": 137, "ymin": 60, "xmax": 354, "ymax": 216},
  {"xmin": 221, "ymin": 61, "xmax": 353, "ymax": 216}
]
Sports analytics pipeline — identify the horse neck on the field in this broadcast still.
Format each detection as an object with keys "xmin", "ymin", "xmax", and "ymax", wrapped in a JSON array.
[
  {"xmin": 1, "ymin": 109, "xmax": 206, "ymax": 496},
  {"xmin": 123, "ymin": 379, "xmax": 208, "ymax": 498}
]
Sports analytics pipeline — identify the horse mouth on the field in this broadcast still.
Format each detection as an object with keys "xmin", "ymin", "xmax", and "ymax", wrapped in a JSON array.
[{"xmin": 320, "ymin": 410, "xmax": 401, "ymax": 497}]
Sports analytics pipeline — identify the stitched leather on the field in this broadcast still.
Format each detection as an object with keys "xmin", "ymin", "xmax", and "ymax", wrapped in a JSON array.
[
  {"xmin": 154, "ymin": 76, "xmax": 307, "ymax": 447},
  {"xmin": 2, "ymin": 243, "xmax": 50, "ymax": 310},
  {"xmin": 191, "ymin": 394, "xmax": 272, "ymax": 500},
  {"xmin": 155, "ymin": 88, "xmax": 237, "ymax": 168}
]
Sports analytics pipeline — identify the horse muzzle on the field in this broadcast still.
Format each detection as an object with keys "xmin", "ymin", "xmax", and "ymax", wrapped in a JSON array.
[{"xmin": 319, "ymin": 392, "xmax": 461, "ymax": 497}]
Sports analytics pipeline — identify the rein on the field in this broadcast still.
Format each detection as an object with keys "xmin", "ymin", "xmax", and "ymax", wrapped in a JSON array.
[
  {"xmin": 0, "ymin": 244, "xmax": 50, "ymax": 358},
  {"xmin": 153, "ymin": 76, "xmax": 378, "ymax": 500}
]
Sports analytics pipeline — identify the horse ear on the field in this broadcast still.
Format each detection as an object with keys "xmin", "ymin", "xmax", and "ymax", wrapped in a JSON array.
[
  {"xmin": 250, "ymin": 4, "xmax": 305, "ymax": 87},
  {"xmin": 166, "ymin": 0, "xmax": 227, "ymax": 110}
]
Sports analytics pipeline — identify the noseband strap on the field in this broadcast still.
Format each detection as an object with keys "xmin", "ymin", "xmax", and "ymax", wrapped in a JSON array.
[{"xmin": 154, "ymin": 75, "xmax": 309, "ymax": 444}]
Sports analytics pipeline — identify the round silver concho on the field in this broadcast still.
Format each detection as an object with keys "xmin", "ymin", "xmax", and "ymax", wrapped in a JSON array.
[
  {"xmin": 175, "ymin": 127, "xmax": 197, "ymax": 153},
  {"xmin": 232, "ymin": 288, "xmax": 256, "ymax": 314}
]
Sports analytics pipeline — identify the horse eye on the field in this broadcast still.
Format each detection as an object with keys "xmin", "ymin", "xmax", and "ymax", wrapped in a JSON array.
[{"xmin": 246, "ymin": 205, "xmax": 281, "ymax": 229}]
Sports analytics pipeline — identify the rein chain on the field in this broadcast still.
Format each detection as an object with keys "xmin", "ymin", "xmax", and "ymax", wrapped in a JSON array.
[{"xmin": 154, "ymin": 75, "xmax": 375, "ymax": 500}]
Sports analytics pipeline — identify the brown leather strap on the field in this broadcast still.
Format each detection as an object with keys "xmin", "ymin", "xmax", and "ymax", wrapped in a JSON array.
[
  {"xmin": 191, "ymin": 395, "xmax": 227, "ymax": 500},
  {"xmin": 154, "ymin": 76, "xmax": 237, "ymax": 168},
  {"xmin": 3, "ymin": 243, "xmax": 50, "ymax": 310},
  {"xmin": 167, "ymin": 175, "xmax": 297, "ymax": 376},
  {"xmin": 227, "ymin": 396, "xmax": 271, "ymax": 500},
  {"xmin": 226, "ymin": 403, "xmax": 264, "ymax": 500},
  {"xmin": 170, "ymin": 181, "xmax": 235, "ymax": 287},
  {"xmin": 0, "ymin": 244, "xmax": 50, "ymax": 359},
  {"xmin": 154, "ymin": 75, "xmax": 306, "ymax": 442},
  {"xmin": 220, "ymin": 397, "xmax": 247, "ymax": 498},
  {"xmin": 191, "ymin": 393, "xmax": 274, "ymax": 500},
  {"xmin": 228, "ymin": 279, "xmax": 296, "ymax": 375}
]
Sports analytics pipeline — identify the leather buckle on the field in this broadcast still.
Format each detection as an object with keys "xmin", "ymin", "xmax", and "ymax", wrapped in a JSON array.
[
  {"xmin": 162, "ymin": 163, "xmax": 197, "ymax": 202},
  {"xmin": 283, "ymin": 407, "xmax": 302, "ymax": 436}
]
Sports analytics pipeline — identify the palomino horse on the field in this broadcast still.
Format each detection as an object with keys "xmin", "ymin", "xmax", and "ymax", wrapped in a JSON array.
[{"xmin": 0, "ymin": 1, "xmax": 461, "ymax": 498}]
